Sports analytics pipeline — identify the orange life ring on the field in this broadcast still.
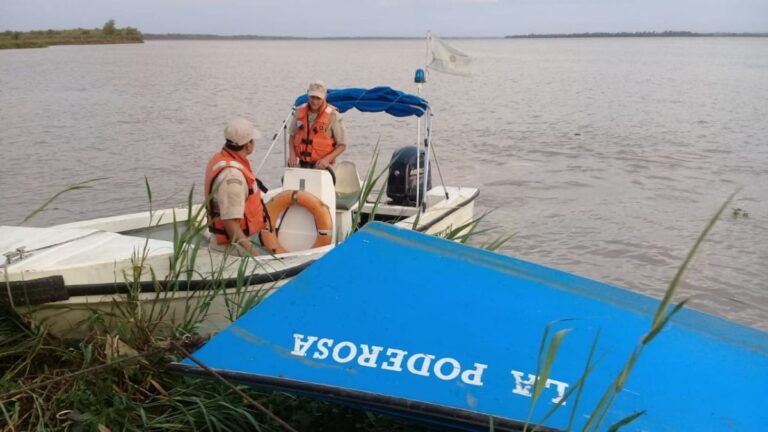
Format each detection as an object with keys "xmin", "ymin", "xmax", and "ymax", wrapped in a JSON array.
[{"xmin": 262, "ymin": 190, "xmax": 333, "ymax": 254}]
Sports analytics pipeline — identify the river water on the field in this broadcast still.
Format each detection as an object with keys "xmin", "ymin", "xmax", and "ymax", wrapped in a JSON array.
[{"xmin": 1, "ymin": 38, "xmax": 767, "ymax": 330}]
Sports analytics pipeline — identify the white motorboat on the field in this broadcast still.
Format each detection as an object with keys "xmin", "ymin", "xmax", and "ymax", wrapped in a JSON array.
[{"xmin": 1, "ymin": 87, "xmax": 478, "ymax": 338}]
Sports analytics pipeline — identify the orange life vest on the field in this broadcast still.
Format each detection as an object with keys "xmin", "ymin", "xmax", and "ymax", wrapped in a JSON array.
[
  {"xmin": 204, "ymin": 148, "xmax": 266, "ymax": 245},
  {"xmin": 293, "ymin": 102, "xmax": 338, "ymax": 164}
]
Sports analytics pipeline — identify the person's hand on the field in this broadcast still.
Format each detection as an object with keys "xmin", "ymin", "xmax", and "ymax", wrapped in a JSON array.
[
  {"xmin": 287, "ymin": 156, "xmax": 298, "ymax": 167},
  {"xmin": 315, "ymin": 157, "xmax": 330, "ymax": 169},
  {"xmin": 237, "ymin": 239, "xmax": 260, "ymax": 256}
]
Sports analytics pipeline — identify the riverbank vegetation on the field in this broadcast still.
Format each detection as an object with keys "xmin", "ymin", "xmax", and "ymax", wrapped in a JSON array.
[
  {"xmin": 0, "ymin": 303, "xmax": 426, "ymax": 431},
  {"xmin": 0, "ymin": 20, "xmax": 142, "ymax": 49},
  {"xmin": 0, "ymin": 175, "xmax": 436, "ymax": 431}
]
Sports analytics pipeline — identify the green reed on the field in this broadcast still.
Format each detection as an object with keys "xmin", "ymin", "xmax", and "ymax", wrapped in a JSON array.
[
  {"xmin": 1, "ymin": 178, "xmax": 435, "ymax": 431},
  {"xmin": 349, "ymin": 139, "xmax": 390, "ymax": 233},
  {"xmin": 19, "ymin": 177, "xmax": 108, "ymax": 225}
]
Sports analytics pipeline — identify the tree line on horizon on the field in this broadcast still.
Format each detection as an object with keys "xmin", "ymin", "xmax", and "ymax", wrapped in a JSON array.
[
  {"xmin": 0, "ymin": 20, "xmax": 143, "ymax": 49},
  {"xmin": 505, "ymin": 30, "xmax": 768, "ymax": 38},
  {"xmin": 143, "ymin": 33, "xmax": 302, "ymax": 40},
  {"xmin": 3, "ymin": 26, "xmax": 765, "ymax": 47},
  {"xmin": 144, "ymin": 30, "xmax": 768, "ymax": 40}
]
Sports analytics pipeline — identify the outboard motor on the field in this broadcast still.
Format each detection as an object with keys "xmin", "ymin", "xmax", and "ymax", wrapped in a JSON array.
[{"xmin": 386, "ymin": 146, "xmax": 431, "ymax": 206}]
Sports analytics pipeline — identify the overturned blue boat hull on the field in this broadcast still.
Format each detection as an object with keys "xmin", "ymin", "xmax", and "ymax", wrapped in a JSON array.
[{"xmin": 172, "ymin": 222, "xmax": 767, "ymax": 431}]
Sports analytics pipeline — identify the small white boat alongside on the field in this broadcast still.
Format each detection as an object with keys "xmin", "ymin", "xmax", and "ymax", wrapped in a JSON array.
[{"xmin": 1, "ymin": 86, "xmax": 478, "ymax": 338}]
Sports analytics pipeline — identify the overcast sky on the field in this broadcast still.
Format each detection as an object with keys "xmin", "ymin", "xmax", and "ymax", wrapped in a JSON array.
[{"xmin": 2, "ymin": 0, "xmax": 767, "ymax": 37}]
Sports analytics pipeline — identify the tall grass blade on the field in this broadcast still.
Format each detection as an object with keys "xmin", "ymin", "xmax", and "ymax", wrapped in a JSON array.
[
  {"xmin": 533, "ymin": 329, "xmax": 570, "ymax": 404},
  {"xmin": 20, "ymin": 177, "xmax": 108, "ymax": 224},
  {"xmin": 144, "ymin": 175, "xmax": 153, "ymax": 213},
  {"xmin": 524, "ymin": 321, "xmax": 573, "ymax": 432},
  {"xmin": 583, "ymin": 193, "xmax": 736, "ymax": 431},
  {"xmin": 651, "ymin": 191, "xmax": 736, "ymax": 328},
  {"xmin": 351, "ymin": 139, "xmax": 393, "ymax": 232},
  {"xmin": 642, "ymin": 299, "xmax": 689, "ymax": 345},
  {"xmin": 566, "ymin": 330, "xmax": 602, "ymax": 431},
  {"xmin": 530, "ymin": 330, "xmax": 606, "ymax": 432},
  {"xmin": 606, "ymin": 411, "xmax": 645, "ymax": 432}
]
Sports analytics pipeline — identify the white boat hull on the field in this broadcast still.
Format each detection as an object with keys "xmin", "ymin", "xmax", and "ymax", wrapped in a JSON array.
[
  {"xmin": 3, "ymin": 178, "xmax": 477, "ymax": 338},
  {"xmin": 2, "ymin": 207, "xmax": 332, "ymax": 337}
]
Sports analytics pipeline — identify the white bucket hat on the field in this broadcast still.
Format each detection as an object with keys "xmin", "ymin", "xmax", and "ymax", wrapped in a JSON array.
[
  {"xmin": 307, "ymin": 80, "xmax": 327, "ymax": 99},
  {"xmin": 224, "ymin": 118, "xmax": 261, "ymax": 146}
]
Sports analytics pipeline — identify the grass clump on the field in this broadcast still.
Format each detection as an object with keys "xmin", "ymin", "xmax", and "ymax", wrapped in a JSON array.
[
  {"xmin": 0, "ymin": 307, "xmax": 431, "ymax": 431},
  {"xmin": 0, "ymin": 178, "xmax": 440, "ymax": 431}
]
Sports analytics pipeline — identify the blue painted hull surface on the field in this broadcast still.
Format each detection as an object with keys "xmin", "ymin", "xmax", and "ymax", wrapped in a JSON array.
[{"xmin": 174, "ymin": 222, "xmax": 767, "ymax": 431}]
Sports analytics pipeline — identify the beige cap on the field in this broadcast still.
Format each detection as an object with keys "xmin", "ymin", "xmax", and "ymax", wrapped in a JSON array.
[
  {"xmin": 224, "ymin": 118, "xmax": 261, "ymax": 146},
  {"xmin": 307, "ymin": 80, "xmax": 327, "ymax": 99}
]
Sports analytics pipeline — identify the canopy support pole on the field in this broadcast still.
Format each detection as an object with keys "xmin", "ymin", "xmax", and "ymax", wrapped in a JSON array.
[
  {"xmin": 255, "ymin": 109, "xmax": 295, "ymax": 176},
  {"xmin": 429, "ymin": 126, "xmax": 449, "ymax": 201},
  {"xmin": 421, "ymin": 107, "xmax": 433, "ymax": 209},
  {"xmin": 415, "ymin": 85, "xmax": 423, "ymax": 208}
]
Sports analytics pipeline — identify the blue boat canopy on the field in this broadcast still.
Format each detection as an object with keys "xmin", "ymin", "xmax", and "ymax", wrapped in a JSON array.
[{"xmin": 293, "ymin": 86, "xmax": 429, "ymax": 118}]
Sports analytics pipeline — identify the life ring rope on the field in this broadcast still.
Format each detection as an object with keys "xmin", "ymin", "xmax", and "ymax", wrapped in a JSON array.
[{"xmin": 261, "ymin": 190, "xmax": 333, "ymax": 254}]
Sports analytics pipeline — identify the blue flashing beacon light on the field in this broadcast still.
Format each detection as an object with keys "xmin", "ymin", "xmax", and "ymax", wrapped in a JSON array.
[{"xmin": 414, "ymin": 68, "xmax": 426, "ymax": 84}]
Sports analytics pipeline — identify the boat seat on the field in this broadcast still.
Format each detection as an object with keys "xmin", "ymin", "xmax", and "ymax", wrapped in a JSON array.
[{"xmin": 334, "ymin": 161, "xmax": 362, "ymax": 210}]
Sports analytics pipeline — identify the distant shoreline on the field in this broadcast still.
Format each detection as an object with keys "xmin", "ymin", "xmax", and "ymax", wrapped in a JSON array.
[
  {"xmin": 143, "ymin": 34, "xmax": 411, "ymax": 40},
  {"xmin": 142, "ymin": 31, "xmax": 768, "ymax": 40},
  {"xmin": 5, "ymin": 30, "xmax": 765, "ymax": 48},
  {"xmin": 504, "ymin": 31, "xmax": 768, "ymax": 39}
]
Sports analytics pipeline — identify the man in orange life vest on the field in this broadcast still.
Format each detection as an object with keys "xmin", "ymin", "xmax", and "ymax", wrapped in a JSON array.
[
  {"xmin": 288, "ymin": 81, "xmax": 348, "ymax": 169},
  {"xmin": 204, "ymin": 118, "xmax": 267, "ymax": 256}
]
